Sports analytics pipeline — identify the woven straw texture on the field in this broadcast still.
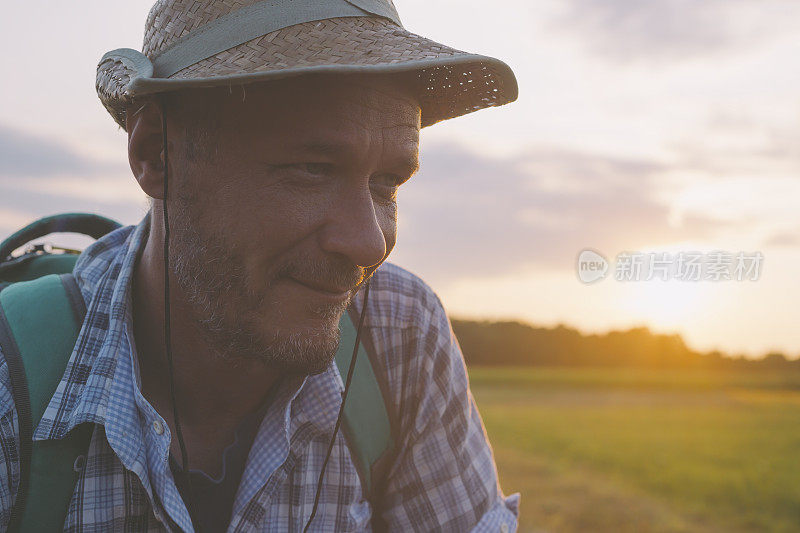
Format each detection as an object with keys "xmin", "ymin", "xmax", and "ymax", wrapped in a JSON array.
[{"xmin": 97, "ymin": 0, "xmax": 514, "ymax": 128}]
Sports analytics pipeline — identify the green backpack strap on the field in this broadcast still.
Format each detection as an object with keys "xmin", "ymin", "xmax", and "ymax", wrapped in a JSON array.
[
  {"xmin": 0, "ymin": 274, "xmax": 92, "ymax": 532},
  {"xmin": 334, "ymin": 308, "xmax": 396, "ymax": 500}
]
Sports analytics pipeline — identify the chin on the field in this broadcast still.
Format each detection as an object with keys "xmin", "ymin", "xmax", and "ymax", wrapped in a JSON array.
[
  {"xmin": 265, "ymin": 326, "xmax": 342, "ymax": 375},
  {"xmin": 225, "ymin": 307, "xmax": 344, "ymax": 374},
  {"xmin": 192, "ymin": 282, "xmax": 350, "ymax": 373}
]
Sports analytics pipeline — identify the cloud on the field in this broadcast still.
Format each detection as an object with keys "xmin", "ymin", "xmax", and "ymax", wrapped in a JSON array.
[
  {"xmin": 0, "ymin": 183, "xmax": 148, "ymax": 256},
  {"xmin": 0, "ymin": 124, "xmax": 101, "ymax": 177},
  {"xmin": 392, "ymin": 142, "xmax": 728, "ymax": 285},
  {"xmin": 0, "ymin": 125, "xmax": 146, "ymax": 242},
  {"xmin": 11, "ymin": 176, "xmax": 144, "ymax": 204},
  {"xmin": 0, "ymin": 122, "xmax": 145, "ymax": 240},
  {"xmin": 548, "ymin": 0, "xmax": 798, "ymax": 63},
  {"xmin": 763, "ymin": 232, "xmax": 800, "ymax": 248},
  {"xmin": 0, "ymin": 207, "xmax": 39, "ymax": 235},
  {"xmin": 667, "ymin": 114, "xmax": 800, "ymax": 178},
  {"xmin": 0, "ymin": 184, "xmax": 147, "ymax": 228}
]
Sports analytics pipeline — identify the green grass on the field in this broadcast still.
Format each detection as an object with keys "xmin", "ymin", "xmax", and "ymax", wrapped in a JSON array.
[{"xmin": 469, "ymin": 367, "xmax": 800, "ymax": 533}]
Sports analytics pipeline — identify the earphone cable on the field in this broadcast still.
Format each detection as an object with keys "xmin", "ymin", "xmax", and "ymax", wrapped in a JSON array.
[{"xmin": 303, "ymin": 278, "xmax": 372, "ymax": 532}]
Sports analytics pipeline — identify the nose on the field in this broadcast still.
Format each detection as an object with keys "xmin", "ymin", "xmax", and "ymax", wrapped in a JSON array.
[{"xmin": 318, "ymin": 183, "xmax": 387, "ymax": 269}]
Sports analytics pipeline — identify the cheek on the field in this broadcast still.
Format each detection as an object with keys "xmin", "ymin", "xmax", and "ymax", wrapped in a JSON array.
[
  {"xmin": 216, "ymin": 182, "xmax": 333, "ymax": 281},
  {"xmin": 211, "ymin": 167, "xmax": 324, "ymax": 238}
]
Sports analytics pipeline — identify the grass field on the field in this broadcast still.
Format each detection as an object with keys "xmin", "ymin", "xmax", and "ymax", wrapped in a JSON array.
[{"xmin": 468, "ymin": 367, "xmax": 800, "ymax": 533}]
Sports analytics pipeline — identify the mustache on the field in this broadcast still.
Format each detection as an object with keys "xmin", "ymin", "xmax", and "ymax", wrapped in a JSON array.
[{"xmin": 274, "ymin": 254, "xmax": 373, "ymax": 293}]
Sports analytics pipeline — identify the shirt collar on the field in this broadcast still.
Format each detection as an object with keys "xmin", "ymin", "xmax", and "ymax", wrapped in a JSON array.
[{"xmin": 33, "ymin": 216, "xmax": 149, "ymax": 440}]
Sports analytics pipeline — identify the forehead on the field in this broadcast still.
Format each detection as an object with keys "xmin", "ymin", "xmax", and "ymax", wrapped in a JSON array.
[{"xmin": 180, "ymin": 75, "xmax": 421, "ymax": 147}]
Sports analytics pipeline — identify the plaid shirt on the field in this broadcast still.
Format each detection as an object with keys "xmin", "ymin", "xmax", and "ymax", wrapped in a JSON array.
[{"xmin": 0, "ymin": 218, "xmax": 519, "ymax": 532}]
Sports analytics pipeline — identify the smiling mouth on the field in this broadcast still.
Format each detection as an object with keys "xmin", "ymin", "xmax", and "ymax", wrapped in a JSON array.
[{"xmin": 288, "ymin": 276, "xmax": 353, "ymax": 297}]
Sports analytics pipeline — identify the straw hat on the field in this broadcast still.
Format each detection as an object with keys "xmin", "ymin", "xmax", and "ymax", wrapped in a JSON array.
[{"xmin": 96, "ymin": 0, "xmax": 518, "ymax": 129}]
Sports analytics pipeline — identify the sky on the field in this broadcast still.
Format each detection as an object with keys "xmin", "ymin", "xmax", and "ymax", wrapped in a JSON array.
[{"xmin": 1, "ymin": 0, "xmax": 799, "ymax": 358}]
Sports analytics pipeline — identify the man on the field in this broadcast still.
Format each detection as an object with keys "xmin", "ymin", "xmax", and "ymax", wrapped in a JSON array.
[{"xmin": 0, "ymin": 0, "xmax": 518, "ymax": 531}]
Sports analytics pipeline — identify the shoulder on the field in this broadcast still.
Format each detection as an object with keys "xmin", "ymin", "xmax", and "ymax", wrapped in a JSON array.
[
  {"xmin": 356, "ymin": 262, "xmax": 463, "ymax": 415},
  {"xmin": 357, "ymin": 265, "xmax": 514, "ymax": 532}
]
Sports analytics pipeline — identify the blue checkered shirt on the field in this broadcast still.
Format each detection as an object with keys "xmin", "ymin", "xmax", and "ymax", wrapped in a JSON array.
[{"xmin": 0, "ymin": 218, "xmax": 519, "ymax": 531}]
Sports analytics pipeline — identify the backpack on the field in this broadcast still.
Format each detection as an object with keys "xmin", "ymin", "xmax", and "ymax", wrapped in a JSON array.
[{"xmin": 0, "ymin": 213, "xmax": 395, "ymax": 532}]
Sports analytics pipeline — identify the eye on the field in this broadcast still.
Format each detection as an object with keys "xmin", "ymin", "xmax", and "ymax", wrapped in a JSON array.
[{"xmin": 301, "ymin": 162, "xmax": 334, "ymax": 176}]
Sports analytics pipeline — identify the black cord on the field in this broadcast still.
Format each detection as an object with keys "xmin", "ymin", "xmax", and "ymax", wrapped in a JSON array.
[
  {"xmin": 160, "ymin": 98, "xmax": 197, "ymax": 529},
  {"xmin": 303, "ymin": 279, "xmax": 372, "ymax": 532}
]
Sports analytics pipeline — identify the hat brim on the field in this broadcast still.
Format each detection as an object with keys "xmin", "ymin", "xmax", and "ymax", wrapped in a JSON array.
[{"xmin": 97, "ymin": 17, "xmax": 518, "ymax": 129}]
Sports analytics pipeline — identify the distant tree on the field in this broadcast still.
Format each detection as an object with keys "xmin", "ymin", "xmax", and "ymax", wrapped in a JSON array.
[
  {"xmin": 450, "ymin": 317, "xmax": 798, "ymax": 372},
  {"xmin": 761, "ymin": 352, "xmax": 791, "ymax": 369}
]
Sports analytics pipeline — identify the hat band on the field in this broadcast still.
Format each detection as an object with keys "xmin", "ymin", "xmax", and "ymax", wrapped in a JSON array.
[{"xmin": 151, "ymin": 0, "xmax": 403, "ymax": 78}]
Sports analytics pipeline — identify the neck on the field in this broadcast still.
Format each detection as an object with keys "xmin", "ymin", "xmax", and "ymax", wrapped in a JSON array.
[{"xmin": 132, "ymin": 207, "xmax": 282, "ymax": 428}]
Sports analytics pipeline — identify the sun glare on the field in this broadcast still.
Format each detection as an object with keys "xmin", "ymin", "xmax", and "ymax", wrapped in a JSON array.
[{"xmin": 619, "ymin": 279, "xmax": 711, "ymax": 331}]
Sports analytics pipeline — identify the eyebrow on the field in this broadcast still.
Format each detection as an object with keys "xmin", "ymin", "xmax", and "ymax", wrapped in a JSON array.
[{"xmin": 297, "ymin": 141, "xmax": 420, "ymax": 176}]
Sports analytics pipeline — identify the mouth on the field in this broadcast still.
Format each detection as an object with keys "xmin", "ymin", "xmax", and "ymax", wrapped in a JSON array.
[{"xmin": 286, "ymin": 276, "xmax": 353, "ymax": 301}]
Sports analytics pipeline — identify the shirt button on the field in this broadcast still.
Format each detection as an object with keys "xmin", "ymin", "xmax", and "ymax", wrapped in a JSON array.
[
  {"xmin": 152, "ymin": 420, "xmax": 165, "ymax": 435},
  {"xmin": 500, "ymin": 523, "xmax": 509, "ymax": 533},
  {"xmin": 72, "ymin": 454, "xmax": 86, "ymax": 473}
]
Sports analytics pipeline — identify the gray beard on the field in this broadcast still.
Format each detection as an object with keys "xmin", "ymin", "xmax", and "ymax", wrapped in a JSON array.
[{"xmin": 166, "ymin": 197, "xmax": 356, "ymax": 375}]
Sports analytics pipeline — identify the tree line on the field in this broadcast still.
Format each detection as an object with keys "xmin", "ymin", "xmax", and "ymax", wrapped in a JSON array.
[{"xmin": 451, "ymin": 319, "xmax": 798, "ymax": 370}]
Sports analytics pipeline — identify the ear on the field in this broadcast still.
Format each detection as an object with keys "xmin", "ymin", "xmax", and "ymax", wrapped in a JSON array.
[{"xmin": 127, "ymin": 98, "xmax": 166, "ymax": 199}]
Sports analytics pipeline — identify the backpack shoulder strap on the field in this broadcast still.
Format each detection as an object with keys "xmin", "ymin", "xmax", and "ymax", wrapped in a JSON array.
[
  {"xmin": 0, "ymin": 274, "xmax": 92, "ymax": 532},
  {"xmin": 334, "ymin": 308, "xmax": 396, "ymax": 501}
]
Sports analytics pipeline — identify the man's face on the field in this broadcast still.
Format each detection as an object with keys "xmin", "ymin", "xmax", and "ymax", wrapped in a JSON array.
[{"xmin": 165, "ymin": 76, "xmax": 421, "ymax": 374}]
